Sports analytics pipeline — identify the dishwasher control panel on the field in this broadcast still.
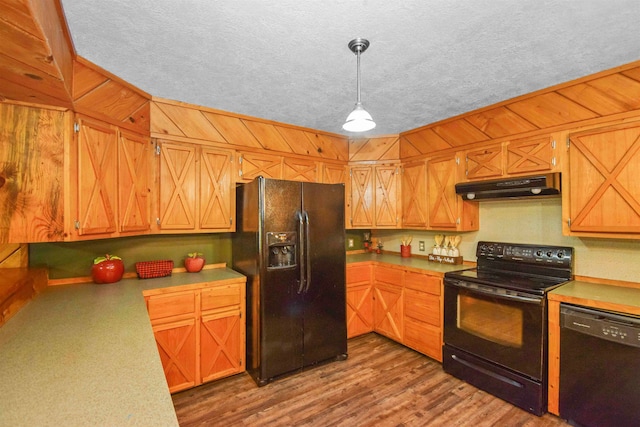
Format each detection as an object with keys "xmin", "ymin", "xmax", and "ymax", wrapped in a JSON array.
[{"xmin": 561, "ymin": 304, "xmax": 640, "ymax": 348}]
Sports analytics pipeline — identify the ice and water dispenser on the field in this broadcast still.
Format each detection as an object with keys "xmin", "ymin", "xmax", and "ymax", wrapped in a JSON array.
[{"xmin": 267, "ymin": 232, "xmax": 296, "ymax": 269}]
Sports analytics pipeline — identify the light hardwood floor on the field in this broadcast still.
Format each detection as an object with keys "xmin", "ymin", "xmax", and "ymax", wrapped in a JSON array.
[{"xmin": 172, "ymin": 333, "xmax": 569, "ymax": 426}]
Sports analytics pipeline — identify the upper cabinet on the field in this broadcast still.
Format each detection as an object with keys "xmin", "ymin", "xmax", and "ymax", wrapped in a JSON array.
[
  {"xmin": 347, "ymin": 164, "xmax": 401, "ymax": 229},
  {"xmin": 401, "ymin": 161, "xmax": 428, "ymax": 229},
  {"xmin": 427, "ymin": 155, "xmax": 479, "ymax": 231},
  {"xmin": 156, "ymin": 140, "xmax": 235, "ymax": 233},
  {"xmin": 565, "ymin": 122, "xmax": 640, "ymax": 237},
  {"xmin": 464, "ymin": 135, "xmax": 558, "ymax": 181},
  {"xmin": 70, "ymin": 115, "xmax": 152, "ymax": 240}
]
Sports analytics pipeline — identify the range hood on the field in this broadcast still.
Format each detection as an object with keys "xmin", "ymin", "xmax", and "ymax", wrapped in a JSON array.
[{"xmin": 455, "ymin": 173, "xmax": 561, "ymax": 201}]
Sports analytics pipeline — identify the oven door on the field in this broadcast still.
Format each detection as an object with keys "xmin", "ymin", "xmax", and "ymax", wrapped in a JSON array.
[{"xmin": 443, "ymin": 278, "xmax": 546, "ymax": 381}]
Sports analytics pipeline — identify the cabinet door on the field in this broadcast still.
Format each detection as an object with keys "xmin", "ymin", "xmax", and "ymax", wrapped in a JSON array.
[
  {"xmin": 349, "ymin": 165, "xmax": 374, "ymax": 228},
  {"xmin": 374, "ymin": 165, "xmax": 400, "ymax": 228},
  {"xmin": 373, "ymin": 283, "xmax": 403, "ymax": 341},
  {"xmin": 200, "ymin": 310, "xmax": 243, "ymax": 383},
  {"xmin": 282, "ymin": 156, "xmax": 318, "ymax": 182},
  {"xmin": 75, "ymin": 117, "xmax": 118, "ymax": 236},
  {"xmin": 152, "ymin": 318, "xmax": 197, "ymax": 393},
  {"xmin": 404, "ymin": 317, "xmax": 442, "ymax": 361},
  {"xmin": 506, "ymin": 136, "xmax": 554, "ymax": 175},
  {"xmin": 199, "ymin": 147, "xmax": 234, "ymax": 230},
  {"xmin": 158, "ymin": 141, "xmax": 197, "ymax": 230},
  {"xmin": 346, "ymin": 283, "xmax": 373, "ymax": 338},
  {"xmin": 568, "ymin": 124, "xmax": 640, "ymax": 233},
  {"xmin": 118, "ymin": 131, "xmax": 151, "ymax": 233},
  {"xmin": 465, "ymin": 144, "xmax": 503, "ymax": 180},
  {"xmin": 322, "ymin": 163, "xmax": 346, "ymax": 184},
  {"xmin": 402, "ymin": 161, "xmax": 428, "ymax": 228},
  {"xmin": 427, "ymin": 156, "xmax": 459, "ymax": 229},
  {"xmin": 238, "ymin": 152, "xmax": 282, "ymax": 181}
]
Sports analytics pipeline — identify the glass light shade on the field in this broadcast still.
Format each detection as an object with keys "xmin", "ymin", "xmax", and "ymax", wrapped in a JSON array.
[{"xmin": 342, "ymin": 102, "xmax": 376, "ymax": 132}]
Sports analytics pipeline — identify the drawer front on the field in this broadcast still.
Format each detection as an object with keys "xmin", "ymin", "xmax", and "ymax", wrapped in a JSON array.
[
  {"xmin": 374, "ymin": 265, "xmax": 402, "ymax": 286},
  {"xmin": 404, "ymin": 318, "xmax": 442, "ymax": 361},
  {"xmin": 404, "ymin": 288, "xmax": 440, "ymax": 326},
  {"xmin": 346, "ymin": 263, "xmax": 371, "ymax": 284},
  {"xmin": 404, "ymin": 271, "xmax": 441, "ymax": 295},
  {"xmin": 147, "ymin": 291, "xmax": 196, "ymax": 321},
  {"xmin": 201, "ymin": 283, "xmax": 241, "ymax": 312}
]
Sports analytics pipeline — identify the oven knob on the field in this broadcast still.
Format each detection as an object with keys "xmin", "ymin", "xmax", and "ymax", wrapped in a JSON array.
[
  {"xmin": 535, "ymin": 250, "xmax": 544, "ymax": 257},
  {"xmin": 557, "ymin": 251, "xmax": 565, "ymax": 259},
  {"xmin": 546, "ymin": 251, "xmax": 554, "ymax": 258},
  {"xmin": 479, "ymin": 244, "xmax": 487, "ymax": 252},
  {"xmin": 488, "ymin": 246, "xmax": 494, "ymax": 253}
]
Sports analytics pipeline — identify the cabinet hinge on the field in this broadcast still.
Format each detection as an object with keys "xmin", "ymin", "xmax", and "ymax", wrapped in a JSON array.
[
  {"xmin": 566, "ymin": 138, "xmax": 571, "ymax": 149},
  {"xmin": 229, "ymin": 217, "xmax": 233, "ymax": 226},
  {"xmin": 74, "ymin": 220, "xmax": 80, "ymax": 229},
  {"xmin": 74, "ymin": 122, "xmax": 80, "ymax": 133},
  {"xmin": 238, "ymin": 169, "xmax": 243, "ymax": 177},
  {"xmin": 551, "ymin": 139, "xmax": 556, "ymax": 149},
  {"xmin": 455, "ymin": 157, "xmax": 460, "ymax": 165},
  {"xmin": 567, "ymin": 218, "xmax": 571, "ymax": 227},
  {"xmin": 238, "ymin": 156, "xmax": 243, "ymax": 164},
  {"xmin": 551, "ymin": 157, "xmax": 557, "ymax": 166},
  {"xmin": 456, "ymin": 217, "xmax": 461, "ymax": 225},
  {"xmin": 155, "ymin": 144, "xmax": 161, "ymax": 156},
  {"xmin": 156, "ymin": 218, "xmax": 161, "ymax": 226}
]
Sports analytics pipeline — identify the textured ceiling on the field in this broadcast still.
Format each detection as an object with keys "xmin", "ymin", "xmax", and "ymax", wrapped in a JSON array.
[{"xmin": 60, "ymin": 0, "xmax": 640, "ymax": 136}]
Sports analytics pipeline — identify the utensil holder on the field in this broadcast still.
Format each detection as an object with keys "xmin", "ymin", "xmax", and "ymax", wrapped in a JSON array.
[{"xmin": 400, "ymin": 245, "xmax": 411, "ymax": 257}]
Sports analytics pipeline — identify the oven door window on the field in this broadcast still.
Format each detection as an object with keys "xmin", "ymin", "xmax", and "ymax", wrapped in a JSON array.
[
  {"xmin": 458, "ymin": 293, "xmax": 523, "ymax": 348},
  {"xmin": 444, "ymin": 285, "xmax": 545, "ymax": 381}
]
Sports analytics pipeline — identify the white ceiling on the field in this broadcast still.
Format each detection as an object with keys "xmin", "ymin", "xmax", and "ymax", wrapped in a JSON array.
[{"xmin": 60, "ymin": 0, "xmax": 640, "ymax": 137}]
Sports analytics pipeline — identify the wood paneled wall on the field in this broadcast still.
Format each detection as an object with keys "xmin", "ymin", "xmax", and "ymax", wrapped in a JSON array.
[
  {"xmin": 401, "ymin": 61, "xmax": 640, "ymax": 160},
  {"xmin": 0, "ymin": 0, "xmax": 73, "ymax": 108},
  {"xmin": 151, "ymin": 98, "xmax": 349, "ymax": 161}
]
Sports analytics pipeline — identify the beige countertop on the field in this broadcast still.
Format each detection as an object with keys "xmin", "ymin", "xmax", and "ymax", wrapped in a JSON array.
[
  {"xmin": 0, "ymin": 267, "xmax": 245, "ymax": 427},
  {"xmin": 347, "ymin": 252, "xmax": 473, "ymax": 276},
  {"xmin": 549, "ymin": 279, "xmax": 640, "ymax": 315}
]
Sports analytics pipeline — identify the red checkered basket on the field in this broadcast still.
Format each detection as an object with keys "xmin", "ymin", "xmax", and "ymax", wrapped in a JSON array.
[{"xmin": 135, "ymin": 260, "xmax": 174, "ymax": 279}]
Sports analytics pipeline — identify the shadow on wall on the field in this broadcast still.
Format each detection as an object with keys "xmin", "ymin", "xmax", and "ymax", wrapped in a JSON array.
[{"xmin": 29, "ymin": 234, "xmax": 232, "ymax": 280}]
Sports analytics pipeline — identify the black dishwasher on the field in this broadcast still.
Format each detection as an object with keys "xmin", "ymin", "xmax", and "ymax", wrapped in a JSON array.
[{"xmin": 559, "ymin": 304, "xmax": 640, "ymax": 427}]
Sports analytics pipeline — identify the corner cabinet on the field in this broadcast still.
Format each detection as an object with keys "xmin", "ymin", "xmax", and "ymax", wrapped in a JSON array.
[
  {"xmin": 350, "ymin": 262, "xmax": 444, "ymax": 361},
  {"xmin": 566, "ymin": 122, "xmax": 640, "ymax": 236},
  {"xmin": 144, "ymin": 278, "xmax": 246, "ymax": 393},
  {"xmin": 347, "ymin": 164, "xmax": 401, "ymax": 229},
  {"xmin": 427, "ymin": 155, "xmax": 479, "ymax": 231},
  {"xmin": 156, "ymin": 140, "xmax": 235, "ymax": 233}
]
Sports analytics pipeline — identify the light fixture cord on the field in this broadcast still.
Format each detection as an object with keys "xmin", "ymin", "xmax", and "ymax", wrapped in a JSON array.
[{"xmin": 356, "ymin": 49, "xmax": 362, "ymax": 103}]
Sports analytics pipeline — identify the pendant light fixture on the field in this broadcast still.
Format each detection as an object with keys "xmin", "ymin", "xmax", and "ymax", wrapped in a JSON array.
[{"xmin": 343, "ymin": 38, "xmax": 376, "ymax": 132}]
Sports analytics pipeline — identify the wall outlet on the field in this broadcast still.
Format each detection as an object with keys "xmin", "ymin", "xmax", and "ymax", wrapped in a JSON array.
[
  {"xmin": 347, "ymin": 238, "xmax": 354, "ymax": 248},
  {"xmin": 419, "ymin": 241, "xmax": 425, "ymax": 251}
]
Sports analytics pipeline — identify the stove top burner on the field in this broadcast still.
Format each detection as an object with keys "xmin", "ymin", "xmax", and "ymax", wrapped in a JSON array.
[
  {"xmin": 446, "ymin": 267, "xmax": 568, "ymax": 295},
  {"xmin": 444, "ymin": 241, "xmax": 574, "ymax": 296}
]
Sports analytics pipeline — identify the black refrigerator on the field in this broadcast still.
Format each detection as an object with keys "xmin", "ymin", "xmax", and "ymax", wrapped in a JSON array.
[{"xmin": 232, "ymin": 177, "xmax": 347, "ymax": 386}]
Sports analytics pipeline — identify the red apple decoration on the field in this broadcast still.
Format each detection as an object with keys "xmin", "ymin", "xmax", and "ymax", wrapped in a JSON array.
[
  {"xmin": 92, "ymin": 254, "xmax": 124, "ymax": 284},
  {"xmin": 184, "ymin": 252, "xmax": 205, "ymax": 273}
]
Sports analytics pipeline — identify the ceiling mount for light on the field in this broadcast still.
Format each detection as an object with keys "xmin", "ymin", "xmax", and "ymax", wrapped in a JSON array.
[{"xmin": 343, "ymin": 38, "xmax": 376, "ymax": 133}]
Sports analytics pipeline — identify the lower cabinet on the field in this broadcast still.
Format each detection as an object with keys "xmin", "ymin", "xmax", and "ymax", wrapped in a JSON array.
[
  {"xmin": 346, "ymin": 263, "xmax": 374, "ymax": 338},
  {"xmin": 145, "ymin": 280, "xmax": 245, "ymax": 393},
  {"xmin": 347, "ymin": 261, "xmax": 443, "ymax": 362}
]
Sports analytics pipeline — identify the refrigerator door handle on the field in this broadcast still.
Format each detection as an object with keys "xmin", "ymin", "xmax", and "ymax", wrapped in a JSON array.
[
  {"xmin": 303, "ymin": 211, "xmax": 311, "ymax": 293},
  {"xmin": 297, "ymin": 211, "xmax": 306, "ymax": 294}
]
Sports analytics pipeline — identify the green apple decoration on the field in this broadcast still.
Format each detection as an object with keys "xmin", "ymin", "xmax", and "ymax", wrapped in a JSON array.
[
  {"xmin": 92, "ymin": 254, "xmax": 124, "ymax": 284},
  {"xmin": 184, "ymin": 252, "xmax": 205, "ymax": 273}
]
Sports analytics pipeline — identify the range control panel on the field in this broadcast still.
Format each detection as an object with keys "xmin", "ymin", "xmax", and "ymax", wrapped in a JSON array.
[{"xmin": 476, "ymin": 241, "xmax": 573, "ymax": 268}]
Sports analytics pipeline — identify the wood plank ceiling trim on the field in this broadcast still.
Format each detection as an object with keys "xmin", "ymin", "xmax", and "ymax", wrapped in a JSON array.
[
  {"xmin": 72, "ymin": 57, "xmax": 150, "ymax": 135},
  {"xmin": 400, "ymin": 60, "xmax": 640, "ymax": 160},
  {"xmin": 150, "ymin": 97, "xmax": 349, "ymax": 161},
  {"xmin": 0, "ymin": 0, "xmax": 74, "ymax": 108},
  {"xmin": 349, "ymin": 136, "xmax": 400, "ymax": 162}
]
